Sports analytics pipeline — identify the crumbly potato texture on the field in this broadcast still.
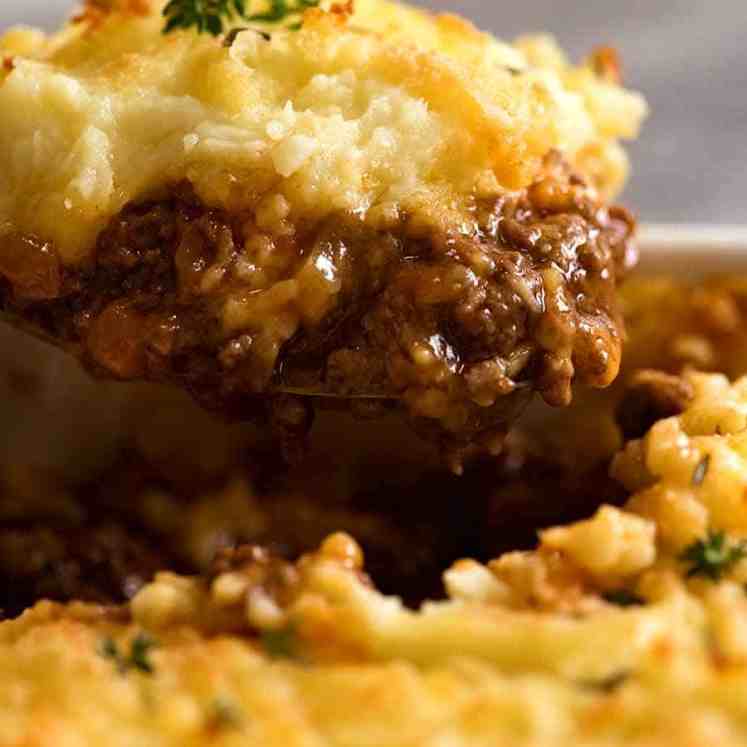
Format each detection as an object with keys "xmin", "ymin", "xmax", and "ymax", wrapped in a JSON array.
[
  {"xmin": 5, "ymin": 368, "xmax": 747, "ymax": 745},
  {"xmin": 0, "ymin": 0, "xmax": 645, "ymax": 264}
]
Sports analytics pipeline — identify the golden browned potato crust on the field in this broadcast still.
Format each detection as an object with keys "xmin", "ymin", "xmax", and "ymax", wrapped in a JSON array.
[
  {"xmin": 5, "ymin": 447, "xmax": 747, "ymax": 747},
  {"xmin": 0, "ymin": 0, "xmax": 645, "ymax": 261}
]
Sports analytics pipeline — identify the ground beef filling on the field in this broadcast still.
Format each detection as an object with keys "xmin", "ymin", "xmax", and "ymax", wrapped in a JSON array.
[
  {"xmin": 616, "ymin": 369, "xmax": 695, "ymax": 440},
  {"xmin": 0, "ymin": 157, "xmax": 635, "ymax": 470},
  {"xmin": 0, "ymin": 441, "xmax": 625, "ymax": 615},
  {"xmin": 0, "ymin": 522, "xmax": 176, "ymax": 618}
]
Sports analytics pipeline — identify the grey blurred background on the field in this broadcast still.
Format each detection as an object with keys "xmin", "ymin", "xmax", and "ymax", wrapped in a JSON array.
[{"xmin": 3, "ymin": 0, "xmax": 745, "ymax": 224}]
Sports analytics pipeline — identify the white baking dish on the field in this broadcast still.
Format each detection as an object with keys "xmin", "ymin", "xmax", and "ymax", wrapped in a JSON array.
[{"xmin": 638, "ymin": 224, "xmax": 747, "ymax": 275}]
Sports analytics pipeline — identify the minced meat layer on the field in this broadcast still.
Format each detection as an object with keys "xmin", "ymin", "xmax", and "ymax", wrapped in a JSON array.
[
  {"xmin": 0, "ymin": 155, "xmax": 635, "ymax": 471},
  {"xmin": 0, "ymin": 440, "xmax": 625, "ymax": 618},
  {"xmin": 0, "ymin": 522, "xmax": 177, "ymax": 618}
]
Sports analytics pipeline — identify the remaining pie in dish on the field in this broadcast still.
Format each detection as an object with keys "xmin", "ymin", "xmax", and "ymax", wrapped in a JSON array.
[
  {"xmin": 0, "ymin": 0, "xmax": 645, "ymax": 469},
  {"xmin": 6, "ymin": 368, "xmax": 747, "ymax": 746},
  {"xmin": 5, "ymin": 272, "xmax": 747, "ymax": 744}
]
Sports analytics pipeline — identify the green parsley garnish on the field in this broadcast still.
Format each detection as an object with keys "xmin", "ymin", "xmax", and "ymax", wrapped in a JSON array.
[
  {"xmin": 260, "ymin": 626, "xmax": 297, "ymax": 659},
  {"xmin": 602, "ymin": 589, "xmax": 645, "ymax": 607},
  {"xmin": 98, "ymin": 632, "xmax": 159, "ymax": 675},
  {"xmin": 163, "ymin": 0, "xmax": 321, "ymax": 36},
  {"xmin": 208, "ymin": 697, "xmax": 245, "ymax": 731},
  {"xmin": 130, "ymin": 632, "xmax": 158, "ymax": 673},
  {"xmin": 98, "ymin": 636, "xmax": 125, "ymax": 673},
  {"xmin": 579, "ymin": 670, "xmax": 630, "ymax": 694},
  {"xmin": 680, "ymin": 530, "xmax": 747, "ymax": 581},
  {"xmin": 692, "ymin": 454, "xmax": 711, "ymax": 487}
]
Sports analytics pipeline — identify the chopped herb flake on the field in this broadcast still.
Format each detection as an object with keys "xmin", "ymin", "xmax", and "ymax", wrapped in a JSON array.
[
  {"xmin": 261, "ymin": 626, "xmax": 296, "ymax": 659},
  {"xmin": 130, "ymin": 633, "xmax": 158, "ymax": 674},
  {"xmin": 579, "ymin": 670, "xmax": 631, "ymax": 694},
  {"xmin": 163, "ymin": 0, "xmax": 321, "ymax": 37},
  {"xmin": 692, "ymin": 454, "xmax": 711, "ymax": 487},
  {"xmin": 98, "ymin": 632, "xmax": 159, "ymax": 675},
  {"xmin": 603, "ymin": 589, "xmax": 645, "ymax": 607},
  {"xmin": 680, "ymin": 530, "xmax": 747, "ymax": 581},
  {"xmin": 98, "ymin": 637, "xmax": 127, "ymax": 673},
  {"xmin": 209, "ymin": 697, "xmax": 244, "ymax": 730}
]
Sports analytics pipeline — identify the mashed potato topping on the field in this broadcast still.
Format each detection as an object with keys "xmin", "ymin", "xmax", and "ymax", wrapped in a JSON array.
[
  {"xmin": 0, "ymin": 0, "xmax": 645, "ymax": 264},
  {"xmin": 615, "ymin": 372, "xmax": 747, "ymax": 549},
  {"xmin": 5, "ymin": 372, "xmax": 747, "ymax": 744}
]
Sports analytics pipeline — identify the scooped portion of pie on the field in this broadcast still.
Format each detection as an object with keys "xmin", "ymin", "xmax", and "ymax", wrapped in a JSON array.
[{"xmin": 0, "ymin": 0, "xmax": 646, "ymax": 469}]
